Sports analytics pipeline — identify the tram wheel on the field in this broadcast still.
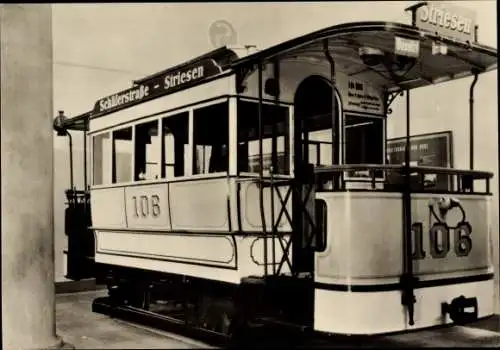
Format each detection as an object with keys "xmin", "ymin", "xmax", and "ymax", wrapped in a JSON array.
[
  {"xmin": 219, "ymin": 311, "xmax": 232, "ymax": 335},
  {"xmin": 195, "ymin": 295, "xmax": 235, "ymax": 335},
  {"xmin": 226, "ymin": 313, "xmax": 252, "ymax": 347},
  {"xmin": 111, "ymin": 280, "xmax": 150, "ymax": 309}
]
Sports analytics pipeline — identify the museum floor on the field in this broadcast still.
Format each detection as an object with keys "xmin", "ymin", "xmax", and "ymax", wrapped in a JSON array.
[
  {"xmin": 56, "ymin": 288, "xmax": 500, "ymax": 348},
  {"xmin": 56, "ymin": 289, "xmax": 210, "ymax": 349}
]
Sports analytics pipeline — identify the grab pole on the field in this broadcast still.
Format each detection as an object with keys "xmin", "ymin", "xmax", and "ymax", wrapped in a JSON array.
[
  {"xmin": 257, "ymin": 62, "xmax": 269, "ymax": 277},
  {"xmin": 469, "ymin": 70, "xmax": 479, "ymax": 171},
  {"xmin": 401, "ymin": 89, "xmax": 417, "ymax": 326},
  {"xmin": 323, "ymin": 39, "xmax": 340, "ymax": 188}
]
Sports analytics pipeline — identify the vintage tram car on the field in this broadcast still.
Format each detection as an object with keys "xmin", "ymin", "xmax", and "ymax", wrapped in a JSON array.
[{"xmin": 54, "ymin": 3, "xmax": 499, "ymax": 347}]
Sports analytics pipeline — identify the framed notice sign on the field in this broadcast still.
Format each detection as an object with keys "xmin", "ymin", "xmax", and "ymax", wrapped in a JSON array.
[{"xmin": 386, "ymin": 131, "xmax": 453, "ymax": 191}]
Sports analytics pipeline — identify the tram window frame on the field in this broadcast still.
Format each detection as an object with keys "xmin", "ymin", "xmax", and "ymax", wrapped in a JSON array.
[
  {"xmin": 92, "ymin": 132, "xmax": 111, "ymax": 186},
  {"xmin": 237, "ymin": 100, "xmax": 290, "ymax": 176},
  {"xmin": 134, "ymin": 119, "xmax": 161, "ymax": 181},
  {"xmin": 111, "ymin": 126, "xmax": 134, "ymax": 184},
  {"xmin": 161, "ymin": 111, "xmax": 189, "ymax": 179},
  {"xmin": 306, "ymin": 130, "xmax": 334, "ymax": 168},
  {"xmin": 192, "ymin": 100, "xmax": 230, "ymax": 176},
  {"xmin": 343, "ymin": 114, "xmax": 385, "ymax": 179}
]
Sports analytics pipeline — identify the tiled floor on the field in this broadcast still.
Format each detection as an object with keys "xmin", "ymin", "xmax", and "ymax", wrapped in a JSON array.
[{"xmin": 56, "ymin": 290, "xmax": 210, "ymax": 349}]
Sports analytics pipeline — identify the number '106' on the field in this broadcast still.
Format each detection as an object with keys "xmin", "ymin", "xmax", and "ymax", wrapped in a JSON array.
[{"xmin": 411, "ymin": 222, "xmax": 472, "ymax": 260}]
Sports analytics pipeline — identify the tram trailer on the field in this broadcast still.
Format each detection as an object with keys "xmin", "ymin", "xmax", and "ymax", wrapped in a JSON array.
[{"xmin": 55, "ymin": 3, "xmax": 499, "ymax": 347}]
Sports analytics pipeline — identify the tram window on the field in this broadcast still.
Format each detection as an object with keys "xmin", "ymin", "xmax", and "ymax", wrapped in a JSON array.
[
  {"xmin": 344, "ymin": 115, "xmax": 384, "ymax": 177},
  {"xmin": 237, "ymin": 101, "xmax": 290, "ymax": 175},
  {"xmin": 92, "ymin": 132, "xmax": 111, "ymax": 185},
  {"xmin": 112, "ymin": 127, "xmax": 133, "ymax": 184},
  {"xmin": 192, "ymin": 101, "xmax": 229, "ymax": 175},
  {"xmin": 162, "ymin": 112, "xmax": 189, "ymax": 178},
  {"xmin": 308, "ymin": 130, "xmax": 333, "ymax": 167},
  {"xmin": 134, "ymin": 120, "xmax": 160, "ymax": 181}
]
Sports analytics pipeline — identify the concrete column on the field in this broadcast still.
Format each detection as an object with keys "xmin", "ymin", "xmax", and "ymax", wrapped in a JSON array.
[{"xmin": 1, "ymin": 5, "xmax": 71, "ymax": 350}]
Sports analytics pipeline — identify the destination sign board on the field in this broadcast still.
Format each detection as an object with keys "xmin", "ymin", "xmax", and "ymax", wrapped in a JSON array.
[
  {"xmin": 93, "ymin": 59, "xmax": 223, "ymax": 116},
  {"xmin": 394, "ymin": 36, "xmax": 420, "ymax": 58},
  {"xmin": 415, "ymin": 1, "xmax": 476, "ymax": 42}
]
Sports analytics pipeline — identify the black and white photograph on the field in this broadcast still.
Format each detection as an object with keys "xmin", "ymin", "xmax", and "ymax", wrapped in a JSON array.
[{"xmin": 1, "ymin": 1, "xmax": 499, "ymax": 348}]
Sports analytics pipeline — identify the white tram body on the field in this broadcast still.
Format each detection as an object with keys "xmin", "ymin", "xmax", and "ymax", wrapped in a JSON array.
[
  {"xmin": 90, "ymin": 71, "xmax": 295, "ymax": 283},
  {"xmin": 56, "ymin": 5, "xmax": 497, "ymax": 343}
]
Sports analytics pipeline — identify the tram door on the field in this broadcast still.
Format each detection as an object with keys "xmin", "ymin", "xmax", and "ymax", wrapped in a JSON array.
[{"xmin": 293, "ymin": 76, "xmax": 338, "ymax": 274}]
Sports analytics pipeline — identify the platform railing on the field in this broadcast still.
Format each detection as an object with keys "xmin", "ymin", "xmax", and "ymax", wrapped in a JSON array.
[
  {"xmin": 236, "ymin": 163, "xmax": 493, "ymax": 278},
  {"xmin": 314, "ymin": 164, "xmax": 493, "ymax": 195},
  {"xmin": 65, "ymin": 188, "xmax": 91, "ymax": 205}
]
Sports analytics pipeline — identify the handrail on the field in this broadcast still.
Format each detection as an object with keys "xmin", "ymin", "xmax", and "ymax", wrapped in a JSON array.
[
  {"xmin": 304, "ymin": 140, "xmax": 334, "ymax": 146},
  {"xmin": 314, "ymin": 164, "xmax": 494, "ymax": 179},
  {"xmin": 65, "ymin": 188, "xmax": 91, "ymax": 205},
  {"xmin": 65, "ymin": 189, "xmax": 91, "ymax": 195},
  {"xmin": 314, "ymin": 163, "xmax": 492, "ymax": 195}
]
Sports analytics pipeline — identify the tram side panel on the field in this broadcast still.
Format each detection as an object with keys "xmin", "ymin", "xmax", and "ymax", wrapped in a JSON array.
[
  {"xmin": 90, "ymin": 187, "xmax": 127, "ymax": 229},
  {"xmin": 313, "ymin": 191, "xmax": 494, "ymax": 335},
  {"xmin": 91, "ymin": 178, "xmax": 292, "ymax": 286},
  {"xmin": 92, "ymin": 180, "xmax": 239, "ymax": 284}
]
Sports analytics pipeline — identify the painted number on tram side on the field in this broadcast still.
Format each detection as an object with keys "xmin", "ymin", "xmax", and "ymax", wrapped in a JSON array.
[
  {"xmin": 132, "ymin": 194, "xmax": 161, "ymax": 218},
  {"xmin": 411, "ymin": 222, "xmax": 472, "ymax": 260}
]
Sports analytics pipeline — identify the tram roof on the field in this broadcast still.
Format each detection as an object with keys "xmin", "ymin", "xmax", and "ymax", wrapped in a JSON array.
[
  {"xmin": 61, "ymin": 20, "xmax": 497, "ymax": 132},
  {"xmin": 59, "ymin": 47, "xmax": 238, "ymax": 132},
  {"xmin": 60, "ymin": 111, "xmax": 90, "ymax": 132},
  {"xmin": 232, "ymin": 21, "xmax": 497, "ymax": 92}
]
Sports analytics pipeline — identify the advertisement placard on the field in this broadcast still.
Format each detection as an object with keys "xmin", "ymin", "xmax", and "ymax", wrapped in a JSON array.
[{"xmin": 386, "ymin": 131, "xmax": 453, "ymax": 191}]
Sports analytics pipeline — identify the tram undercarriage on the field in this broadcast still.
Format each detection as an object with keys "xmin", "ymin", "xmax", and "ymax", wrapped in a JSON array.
[
  {"xmin": 92, "ymin": 267, "xmax": 315, "ymax": 347},
  {"xmin": 91, "ymin": 264, "xmax": 499, "ymax": 348}
]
